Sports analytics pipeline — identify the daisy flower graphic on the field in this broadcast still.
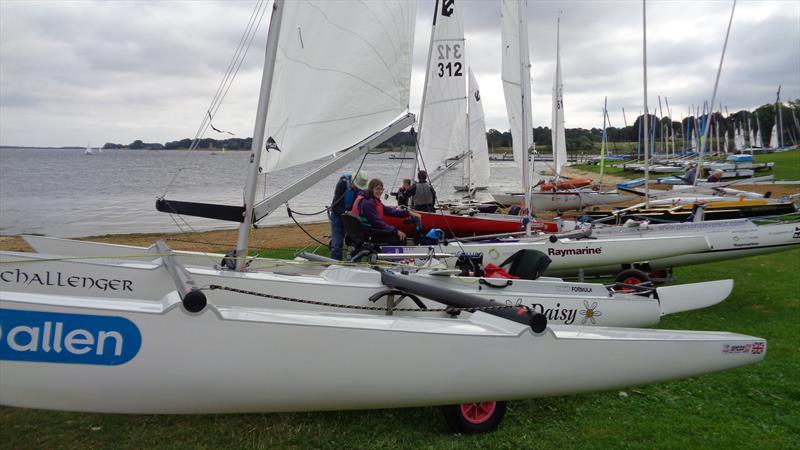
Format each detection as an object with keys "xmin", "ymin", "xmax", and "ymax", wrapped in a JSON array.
[{"xmin": 579, "ymin": 300, "xmax": 602, "ymax": 325}]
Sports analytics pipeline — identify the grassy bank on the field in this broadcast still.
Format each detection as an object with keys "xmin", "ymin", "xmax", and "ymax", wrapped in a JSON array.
[
  {"xmin": 2, "ymin": 246, "xmax": 799, "ymax": 449},
  {"xmin": 571, "ymin": 148, "xmax": 800, "ymax": 182}
]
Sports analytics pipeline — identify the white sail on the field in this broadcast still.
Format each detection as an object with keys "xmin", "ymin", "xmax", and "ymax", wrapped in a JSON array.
[
  {"xmin": 501, "ymin": 0, "xmax": 533, "ymax": 187},
  {"xmin": 416, "ymin": 0, "xmax": 467, "ymax": 175},
  {"xmin": 551, "ymin": 18, "xmax": 567, "ymax": 176},
  {"xmin": 466, "ymin": 68, "xmax": 490, "ymax": 189},
  {"xmin": 769, "ymin": 123, "xmax": 779, "ymax": 149},
  {"xmin": 748, "ymin": 117, "xmax": 755, "ymax": 148},
  {"xmin": 755, "ymin": 126, "xmax": 763, "ymax": 148},
  {"xmin": 261, "ymin": 0, "xmax": 415, "ymax": 172}
]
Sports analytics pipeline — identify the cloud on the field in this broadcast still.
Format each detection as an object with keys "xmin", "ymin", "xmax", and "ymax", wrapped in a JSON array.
[{"xmin": 1, "ymin": 0, "xmax": 797, "ymax": 147}]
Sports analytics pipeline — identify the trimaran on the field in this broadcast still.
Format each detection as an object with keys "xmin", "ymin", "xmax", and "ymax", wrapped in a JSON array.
[{"xmin": 1, "ymin": 0, "xmax": 766, "ymax": 432}]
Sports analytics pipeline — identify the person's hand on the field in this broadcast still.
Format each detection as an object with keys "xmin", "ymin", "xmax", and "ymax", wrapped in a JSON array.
[
  {"xmin": 409, "ymin": 211, "xmax": 421, "ymax": 219},
  {"xmin": 397, "ymin": 230, "xmax": 407, "ymax": 240}
]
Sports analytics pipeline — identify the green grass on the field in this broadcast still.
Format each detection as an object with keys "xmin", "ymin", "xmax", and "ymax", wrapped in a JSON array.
[
  {"xmin": 572, "ymin": 148, "xmax": 800, "ymax": 181},
  {"xmin": 2, "ymin": 249, "xmax": 799, "ymax": 449},
  {"xmin": 754, "ymin": 149, "xmax": 800, "ymax": 180}
]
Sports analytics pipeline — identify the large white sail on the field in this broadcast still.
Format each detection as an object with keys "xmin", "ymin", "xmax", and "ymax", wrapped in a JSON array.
[
  {"xmin": 501, "ymin": 0, "xmax": 533, "ymax": 187},
  {"xmin": 769, "ymin": 123, "xmax": 779, "ymax": 149},
  {"xmin": 754, "ymin": 115, "xmax": 763, "ymax": 148},
  {"xmin": 261, "ymin": 0, "xmax": 415, "ymax": 172},
  {"xmin": 551, "ymin": 17, "xmax": 567, "ymax": 176},
  {"xmin": 416, "ymin": 0, "xmax": 467, "ymax": 175},
  {"xmin": 466, "ymin": 68, "xmax": 490, "ymax": 189}
]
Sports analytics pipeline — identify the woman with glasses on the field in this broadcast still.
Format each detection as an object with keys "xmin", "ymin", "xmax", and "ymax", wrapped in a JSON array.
[{"xmin": 352, "ymin": 178, "xmax": 421, "ymax": 244}]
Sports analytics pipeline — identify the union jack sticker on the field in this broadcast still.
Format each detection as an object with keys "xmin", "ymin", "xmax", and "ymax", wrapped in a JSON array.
[{"xmin": 751, "ymin": 342, "xmax": 765, "ymax": 354}]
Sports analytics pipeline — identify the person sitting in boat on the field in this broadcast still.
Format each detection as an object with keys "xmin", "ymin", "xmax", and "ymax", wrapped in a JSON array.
[
  {"xmin": 329, "ymin": 171, "xmax": 369, "ymax": 260},
  {"xmin": 352, "ymin": 178, "xmax": 420, "ymax": 244},
  {"xmin": 408, "ymin": 170, "xmax": 437, "ymax": 212},
  {"xmin": 706, "ymin": 169, "xmax": 724, "ymax": 183},
  {"xmin": 392, "ymin": 178, "xmax": 412, "ymax": 207},
  {"xmin": 682, "ymin": 161, "xmax": 698, "ymax": 184}
]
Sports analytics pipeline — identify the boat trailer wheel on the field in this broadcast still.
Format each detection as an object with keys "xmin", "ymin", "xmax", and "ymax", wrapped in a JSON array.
[
  {"xmin": 441, "ymin": 400, "xmax": 507, "ymax": 433},
  {"xmin": 615, "ymin": 268, "xmax": 651, "ymax": 292}
]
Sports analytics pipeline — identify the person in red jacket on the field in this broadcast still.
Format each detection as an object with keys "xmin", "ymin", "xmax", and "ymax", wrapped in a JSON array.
[{"xmin": 352, "ymin": 178, "xmax": 420, "ymax": 243}]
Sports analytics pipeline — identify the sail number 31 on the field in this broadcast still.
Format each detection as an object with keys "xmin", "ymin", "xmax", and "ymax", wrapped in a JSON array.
[{"xmin": 437, "ymin": 43, "xmax": 463, "ymax": 78}]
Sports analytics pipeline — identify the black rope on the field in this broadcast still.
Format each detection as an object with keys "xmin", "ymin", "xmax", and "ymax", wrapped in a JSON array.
[
  {"xmin": 287, "ymin": 205, "xmax": 329, "ymax": 216},
  {"xmin": 287, "ymin": 205, "xmax": 330, "ymax": 247},
  {"xmin": 207, "ymin": 284, "xmax": 528, "ymax": 313}
]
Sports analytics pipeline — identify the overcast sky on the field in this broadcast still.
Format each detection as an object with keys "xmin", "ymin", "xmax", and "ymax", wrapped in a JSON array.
[{"xmin": 1, "ymin": 0, "xmax": 798, "ymax": 147}]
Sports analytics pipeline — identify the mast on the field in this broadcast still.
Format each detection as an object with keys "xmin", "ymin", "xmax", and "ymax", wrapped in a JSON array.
[
  {"xmin": 776, "ymin": 85, "xmax": 784, "ymax": 148},
  {"xmin": 413, "ymin": 0, "xmax": 441, "ymax": 179},
  {"xmin": 519, "ymin": 0, "xmax": 533, "ymax": 235},
  {"xmin": 600, "ymin": 96, "xmax": 608, "ymax": 181},
  {"xmin": 665, "ymin": 97, "xmax": 675, "ymax": 157},
  {"xmin": 695, "ymin": 0, "xmax": 736, "ymax": 185},
  {"xmin": 551, "ymin": 15, "xmax": 565, "ymax": 179},
  {"xmin": 642, "ymin": 0, "xmax": 650, "ymax": 207},
  {"xmin": 235, "ymin": 0, "xmax": 285, "ymax": 270}
]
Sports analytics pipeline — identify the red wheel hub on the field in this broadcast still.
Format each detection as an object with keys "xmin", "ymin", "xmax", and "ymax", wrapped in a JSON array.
[
  {"xmin": 623, "ymin": 277, "xmax": 643, "ymax": 285},
  {"xmin": 459, "ymin": 401, "xmax": 497, "ymax": 424}
]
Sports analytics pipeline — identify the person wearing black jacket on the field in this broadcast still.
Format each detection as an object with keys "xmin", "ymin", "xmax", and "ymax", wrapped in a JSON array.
[{"xmin": 329, "ymin": 171, "xmax": 368, "ymax": 260}]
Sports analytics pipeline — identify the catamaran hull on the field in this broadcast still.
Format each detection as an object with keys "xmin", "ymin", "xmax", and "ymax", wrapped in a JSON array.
[
  {"xmin": 384, "ymin": 211, "xmax": 558, "ymax": 237},
  {"xmin": 0, "ymin": 291, "xmax": 765, "ymax": 414},
  {"xmin": 546, "ymin": 220, "xmax": 800, "ymax": 277},
  {"xmin": 0, "ymin": 250, "xmax": 728, "ymax": 326},
  {"xmin": 491, "ymin": 191, "xmax": 636, "ymax": 211},
  {"xmin": 385, "ymin": 235, "xmax": 711, "ymax": 272}
]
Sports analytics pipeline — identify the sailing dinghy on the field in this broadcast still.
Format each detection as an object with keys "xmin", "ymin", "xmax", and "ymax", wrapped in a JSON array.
[{"xmin": 0, "ymin": 0, "xmax": 766, "ymax": 431}]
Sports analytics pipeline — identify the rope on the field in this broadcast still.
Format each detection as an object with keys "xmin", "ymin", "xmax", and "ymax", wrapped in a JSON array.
[
  {"xmin": 207, "ymin": 284, "xmax": 529, "ymax": 313},
  {"xmin": 286, "ymin": 206, "xmax": 330, "ymax": 247}
]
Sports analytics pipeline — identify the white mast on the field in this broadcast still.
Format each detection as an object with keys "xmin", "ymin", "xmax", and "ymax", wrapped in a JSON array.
[
  {"xmin": 235, "ymin": 0, "xmax": 285, "ymax": 270},
  {"xmin": 519, "ymin": 0, "xmax": 533, "ymax": 235},
  {"xmin": 695, "ymin": 0, "xmax": 736, "ymax": 185},
  {"xmin": 642, "ymin": 0, "xmax": 650, "ymax": 207},
  {"xmin": 551, "ymin": 15, "xmax": 567, "ymax": 178}
]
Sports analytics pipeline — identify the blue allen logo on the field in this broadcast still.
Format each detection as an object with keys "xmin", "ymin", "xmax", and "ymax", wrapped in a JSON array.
[{"xmin": 0, "ymin": 308, "xmax": 141, "ymax": 365}]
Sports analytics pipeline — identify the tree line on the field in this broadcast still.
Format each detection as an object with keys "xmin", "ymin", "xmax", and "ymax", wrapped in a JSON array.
[{"xmin": 103, "ymin": 101, "xmax": 799, "ymax": 153}]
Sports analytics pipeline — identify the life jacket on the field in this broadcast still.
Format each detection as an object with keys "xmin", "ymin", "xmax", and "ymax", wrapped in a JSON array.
[
  {"xmin": 350, "ymin": 194, "xmax": 364, "ymax": 215},
  {"xmin": 340, "ymin": 175, "xmax": 357, "ymax": 210},
  {"xmin": 413, "ymin": 181, "xmax": 434, "ymax": 205},
  {"xmin": 355, "ymin": 195, "xmax": 384, "ymax": 219}
]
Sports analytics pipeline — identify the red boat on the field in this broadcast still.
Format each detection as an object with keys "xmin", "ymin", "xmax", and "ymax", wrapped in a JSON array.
[
  {"xmin": 539, "ymin": 178, "xmax": 593, "ymax": 191},
  {"xmin": 384, "ymin": 211, "xmax": 558, "ymax": 238}
]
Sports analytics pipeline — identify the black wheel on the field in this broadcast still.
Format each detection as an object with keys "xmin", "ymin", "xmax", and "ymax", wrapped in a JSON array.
[
  {"xmin": 615, "ymin": 268, "xmax": 651, "ymax": 292},
  {"xmin": 441, "ymin": 401, "xmax": 507, "ymax": 434}
]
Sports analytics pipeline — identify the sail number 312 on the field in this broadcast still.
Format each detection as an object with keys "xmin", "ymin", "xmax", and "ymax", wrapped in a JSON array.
[{"xmin": 437, "ymin": 43, "xmax": 463, "ymax": 78}]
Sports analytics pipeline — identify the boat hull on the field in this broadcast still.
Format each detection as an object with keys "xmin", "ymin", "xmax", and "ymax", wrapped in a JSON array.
[
  {"xmin": 546, "ymin": 220, "xmax": 800, "ymax": 277},
  {"xmin": 1, "ymin": 249, "xmax": 726, "ymax": 327},
  {"xmin": 491, "ymin": 191, "xmax": 636, "ymax": 211},
  {"xmin": 385, "ymin": 234, "xmax": 711, "ymax": 272},
  {"xmin": 384, "ymin": 211, "xmax": 558, "ymax": 238},
  {"xmin": 0, "ymin": 291, "xmax": 765, "ymax": 414}
]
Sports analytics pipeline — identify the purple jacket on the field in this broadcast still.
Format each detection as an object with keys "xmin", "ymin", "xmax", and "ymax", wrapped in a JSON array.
[{"xmin": 357, "ymin": 192, "xmax": 409, "ymax": 234}]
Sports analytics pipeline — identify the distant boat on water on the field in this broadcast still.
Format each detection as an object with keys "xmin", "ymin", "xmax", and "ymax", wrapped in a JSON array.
[{"xmin": 84, "ymin": 142, "xmax": 93, "ymax": 155}]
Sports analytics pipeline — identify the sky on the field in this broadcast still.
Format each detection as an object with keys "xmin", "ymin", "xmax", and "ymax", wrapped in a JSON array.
[{"xmin": 1, "ymin": 0, "xmax": 798, "ymax": 147}]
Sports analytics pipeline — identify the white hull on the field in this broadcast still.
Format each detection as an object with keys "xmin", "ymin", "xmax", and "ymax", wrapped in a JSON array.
[
  {"xmin": 0, "ymin": 289, "xmax": 764, "ymax": 414},
  {"xmin": 491, "ymin": 191, "xmax": 636, "ymax": 210},
  {"xmin": 1, "ymin": 246, "xmax": 729, "ymax": 327},
  {"xmin": 547, "ymin": 219, "xmax": 800, "ymax": 277},
  {"xmin": 391, "ymin": 234, "xmax": 710, "ymax": 272}
]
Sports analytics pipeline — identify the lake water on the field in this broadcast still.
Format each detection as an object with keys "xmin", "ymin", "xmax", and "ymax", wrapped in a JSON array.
[{"xmin": 0, "ymin": 147, "xmax": 549, "ymax": 237}]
